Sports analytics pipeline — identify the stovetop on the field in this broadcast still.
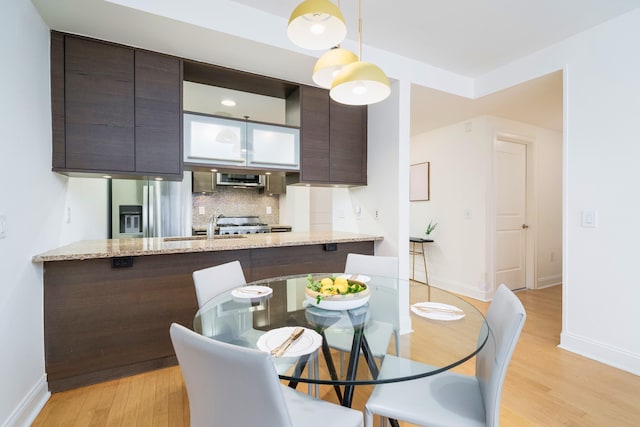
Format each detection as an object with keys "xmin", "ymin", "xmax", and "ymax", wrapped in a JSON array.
[{"xmin": 216, "ymin": 216, "xmax": 270, "ymax": 234}]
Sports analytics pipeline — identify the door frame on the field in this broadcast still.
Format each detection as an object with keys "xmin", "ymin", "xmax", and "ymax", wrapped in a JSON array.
[{"xmin": 488, "ymin": 132, "xmax": 537, "ymax": 293}]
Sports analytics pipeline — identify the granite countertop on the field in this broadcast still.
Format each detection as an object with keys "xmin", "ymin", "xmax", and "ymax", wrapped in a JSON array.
[
  {"xmin": 32, "ymin": 231, "xmax": 383, "ymax": 262},
  {"xmin": 191, "ymin": 224, "xmax": 293, "ymax": 232}
]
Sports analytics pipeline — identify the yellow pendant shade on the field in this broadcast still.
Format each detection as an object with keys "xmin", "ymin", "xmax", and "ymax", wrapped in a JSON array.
[
  {"xmin": 288, "ymin": 0, "xmax": 347, "ymax": 50},
  {"xmin": 330, "ymin": 61, "xmax": 391, "ymax": 105},
  {"xmin": 312, "ymin": 47, "xmax": 358, "ymax": 88}
]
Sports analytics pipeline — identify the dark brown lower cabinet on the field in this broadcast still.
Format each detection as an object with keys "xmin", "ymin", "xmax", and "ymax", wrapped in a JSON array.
[{"xmin": 44, "ymin": 241, "xmax": 374, "ymax": 392}]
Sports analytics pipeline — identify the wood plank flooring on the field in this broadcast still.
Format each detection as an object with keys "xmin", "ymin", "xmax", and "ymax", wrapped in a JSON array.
[{"xmin": 32, "ymin": 284, "xmax": 640, "ymax": 426}]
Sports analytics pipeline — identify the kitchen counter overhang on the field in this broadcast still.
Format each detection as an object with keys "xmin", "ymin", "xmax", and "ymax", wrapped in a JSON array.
[{"xmin": 32, "ymin": 231, "xmax": 383, "ymax": 262}]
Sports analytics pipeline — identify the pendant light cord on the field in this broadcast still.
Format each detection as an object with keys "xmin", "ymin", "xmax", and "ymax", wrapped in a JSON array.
[{"xmin": 358, "ymin": 0, "xmax": 362, "ymax": 60}]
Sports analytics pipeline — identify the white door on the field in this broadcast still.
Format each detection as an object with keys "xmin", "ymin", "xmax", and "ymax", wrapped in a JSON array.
[{"xmin": 495, "ymin": 140, "xmax": 528, "ymax": 291}]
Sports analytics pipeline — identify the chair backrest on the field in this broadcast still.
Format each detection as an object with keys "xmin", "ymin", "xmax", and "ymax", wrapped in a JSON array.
[
  {"xmin": 345, "ymin": 253, "xmax": 398, "ymax": 278},
  {"xmin": 345, "ymin": 253, "xmax": 399, "ymax": 328},
  {"xmin": 476, "ymin": 284, "xmax": 526, "ymax": 427},
  {"xmin": 193, "ymin": 260, "xmax": 246, "ymax": 307},
  {"xmin": 170, "ymin": 323, "xmax": 293, "ymax": 427}
]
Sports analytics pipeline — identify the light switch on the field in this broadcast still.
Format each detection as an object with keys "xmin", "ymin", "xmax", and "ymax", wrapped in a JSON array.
[
  {"xmin": 0, "ymin": 214, "xmax": 6, "ymax": 239},
  {"xmin": 463, "ymin": 209, "xmax": 472, "ymax": 220},
  {"xmin": 581, "ymin": 210, "xmax": 598, "ymax": 228}
]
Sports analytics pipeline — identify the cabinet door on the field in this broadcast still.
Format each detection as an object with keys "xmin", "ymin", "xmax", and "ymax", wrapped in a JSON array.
[
  {"xmin": 192, "ymin": 171, "xmax": 216, "ymax": 193},
  {"xmin": 300, "ymin": 86, "xmax": 330, "ymax": 182},
  {"xmin": 264, "ymin": 172, "xmax": 286, "ymax": 195},
  {"xmin": 184, "ymin": 113, "xmax": 247, "ymax": 166},
  {"xmin": 330, "ymin": 101, "xmax": 367, "ymax": 185},
  {"xmin": 135, "ymin": 51, "xmax": 182, "ymax": 176},
  {"xmin": 64, "ymin": 37, "xmax": 135, "ymax": 171},
  {"xmin": 247, "ymin": 122, "xmax": 299, "ymax": 170}
]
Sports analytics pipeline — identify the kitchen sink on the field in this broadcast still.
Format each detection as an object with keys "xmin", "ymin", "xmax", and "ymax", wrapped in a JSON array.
[{"xmin": 163, "ymin": 235, "xmax": 247, "ymax": 242}]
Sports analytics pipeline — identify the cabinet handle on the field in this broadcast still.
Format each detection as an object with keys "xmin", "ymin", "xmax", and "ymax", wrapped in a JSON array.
[{"xmin": 522, "ymin": 224, "xmax": 529, "ymax": 229}]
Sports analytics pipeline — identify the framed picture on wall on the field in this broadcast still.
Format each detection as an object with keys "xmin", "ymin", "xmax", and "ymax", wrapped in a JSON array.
[{"xmin": 410, "ymin": 162, "xmax": 430, "ymax": 201}]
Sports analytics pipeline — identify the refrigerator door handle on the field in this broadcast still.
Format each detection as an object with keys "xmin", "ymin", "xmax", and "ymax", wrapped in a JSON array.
[
  {"xmin": 142, "ymin": 184, "xmax": 149, "ymax": 237},
  {"xmin": 148, "ymin": 183, "xmax": 156, "ymax": 237}
]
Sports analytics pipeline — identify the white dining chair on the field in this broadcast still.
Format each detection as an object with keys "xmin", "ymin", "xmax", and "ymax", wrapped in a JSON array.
[
  {"xmin": 192, "ymin": 260, "xmax": 246, "ymax": 307},
  {"xmin": 324, "ymin": 253, "xmax": 400, "ymax": 374},
  {"xmin": 170, "ymin": 323, "xmax": 363, "ymax": 427},
  {"xmin": 364, "ymin": 284, "xmax": 526, "ymax": 427},
  {"xmin": 193, "ymin": 260, "xmax": 317, "ymax": 394},
  {"xmin": 192, "ymin": 260, "xmax": 263, "ymax": 348}
]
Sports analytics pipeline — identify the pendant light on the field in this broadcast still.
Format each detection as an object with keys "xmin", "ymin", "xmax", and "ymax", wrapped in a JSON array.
[
  {"xmin": 288, "ymin": 0, "xmax": 347, "ymax": 50},
  {"xmin": 330, "ymin": 0, "xmax": 390, "ymax": 105},
  {"xmin": 312, "ymin": 47, "xmax": 358, "ymax": 88}
]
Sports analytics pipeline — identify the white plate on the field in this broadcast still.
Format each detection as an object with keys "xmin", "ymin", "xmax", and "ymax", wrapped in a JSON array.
[
  {"xmin": 231, "ymin": 285, "xmax": 273, "ymax": 299},
  {"xmin": 257, "ymin": 327, "xmax": 322, "ymax": 357},
  {"xmin": 337, "ymin": 274, "xmax": 371, "ymax": 283},
  {"xmin": 411, "ymin": 302, "xmax": 465, "ymax": 320}
]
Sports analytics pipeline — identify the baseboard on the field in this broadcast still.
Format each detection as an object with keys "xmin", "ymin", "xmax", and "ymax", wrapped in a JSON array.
[
  {"xmin": 537, "ymin": 274, "xmax": 562, "ymax": 289},
  {"xmin": 427, "ymin": 278, "xmax": 493, "ymax": 301},
  {"xmin": 1, "ymin": 375, "xmax": 50, "ymax": 427},
  {"xmin": 560, "ymin": 331, "xmax": 640, "ymax": 376}
]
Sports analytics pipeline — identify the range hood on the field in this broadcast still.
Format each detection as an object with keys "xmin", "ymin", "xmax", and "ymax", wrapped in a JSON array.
[{"xmin": 216, "ymin": 173, "xmax": 265, "ymax": 187}]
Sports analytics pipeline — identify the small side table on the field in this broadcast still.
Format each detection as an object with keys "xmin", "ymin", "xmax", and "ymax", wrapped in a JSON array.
[{"xmin": 410, "ymin": 237, "xmax": 433, "ymax": 285}]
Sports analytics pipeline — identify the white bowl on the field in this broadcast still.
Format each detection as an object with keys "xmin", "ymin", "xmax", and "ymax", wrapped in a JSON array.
[{"xmin": 304, "ymin": 284, "xmax": 370, "ymax": 311}]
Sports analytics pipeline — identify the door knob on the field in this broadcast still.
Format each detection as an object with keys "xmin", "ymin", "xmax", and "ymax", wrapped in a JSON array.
[{"xmin": 522, "ymin": 224, "xmax": 529, "ymax": 229}]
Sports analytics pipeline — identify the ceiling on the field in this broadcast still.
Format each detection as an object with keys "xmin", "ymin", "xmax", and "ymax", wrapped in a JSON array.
[{"xmin": 32, "ymin": 0, "xmax": 639, "ymax": 136}]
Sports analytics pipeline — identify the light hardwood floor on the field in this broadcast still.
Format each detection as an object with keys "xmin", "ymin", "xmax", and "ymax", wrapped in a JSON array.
[{"xmin": 32, "ymin": 284, "xmax": 640, "ymax": 426}]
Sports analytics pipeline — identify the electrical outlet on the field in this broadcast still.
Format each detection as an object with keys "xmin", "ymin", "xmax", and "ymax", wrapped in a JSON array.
[
  {"xmin": 463, "ymin": 209, "xmax": 472, "ymax": 220},
  {"xmin": 198, "ymin": 206, "xmax": 205, "ymax": 215},
  {"xmin": 375, "ymin": 209, "xmax": 380, "ymax": 220},
  {"xmin": 65, "ymin": 207, "xmax": 71, "ymax": 224},
  {"xmin": 266, "ymin": 206, "xmax": 272, "ymax": 214}
]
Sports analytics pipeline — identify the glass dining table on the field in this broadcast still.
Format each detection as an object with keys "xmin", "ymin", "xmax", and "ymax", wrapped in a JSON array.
[{"xmin": 193, "ymin": 273, "xmax": 488, "ymax": 415}]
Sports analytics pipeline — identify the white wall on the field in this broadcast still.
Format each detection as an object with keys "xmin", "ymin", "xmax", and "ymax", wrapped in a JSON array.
[
  {"xmin": 559, "ymin": 11, "xmax": 640, "ymax": 374},
  {"xmin": 410, "ymin": 115, "xmax": 562, "ymax": 300},
  {"xmin": 0, "ymin": 1, "xmax": 61, "ymax": 425},
  {"xmin": 60, "ymin": 178, "xmax": 108, "ymax": 243},
  {"xmin": 476, "ymin": 8, "xmax": 640, "ymax": 376},
  {"xmin": 410, "ymin": 117, "xmax": 493, "ymax": 298}
]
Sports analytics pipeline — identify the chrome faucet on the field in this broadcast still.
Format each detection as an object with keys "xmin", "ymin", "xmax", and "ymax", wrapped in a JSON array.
[{"xmin": 207, "ymin": 214, "xmax": 217, "ymax": 240}]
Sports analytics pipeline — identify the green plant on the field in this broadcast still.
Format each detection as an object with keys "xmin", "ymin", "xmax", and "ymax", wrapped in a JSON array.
[{"xmin": 426, "ymin": 220, "xmax": 438, "ymax": 235}]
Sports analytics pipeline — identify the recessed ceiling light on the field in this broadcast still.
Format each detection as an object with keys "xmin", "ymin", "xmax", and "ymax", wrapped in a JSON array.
[
  {"xmin": 102, "ymin": 175, "xmax": 112, "ymax": 179},
  {"xmin": 221, "ymin": 99, "xmax": 236, "ymax": 107}
]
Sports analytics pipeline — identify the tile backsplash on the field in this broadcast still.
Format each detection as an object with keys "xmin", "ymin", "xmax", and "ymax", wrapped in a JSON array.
[{"xmin": 192, "ymin": 187, "xmax": 279, "ymax": 227}]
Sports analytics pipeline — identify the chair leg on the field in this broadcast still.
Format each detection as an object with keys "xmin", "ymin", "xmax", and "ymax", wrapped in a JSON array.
[
  {"xmin": 364, "ymin": 406, "xmax": 374, "ymax": 427},
  {"xmin": 314, "ymin": 354, "xmax": 319, "ymax": 397},
  {"xmin": 394, "ymin": 330, "xmax": 400, "ymax": 356},
  {"xmin": 307, "ymin": 350, "xmax": 320, "ymax": 397}
]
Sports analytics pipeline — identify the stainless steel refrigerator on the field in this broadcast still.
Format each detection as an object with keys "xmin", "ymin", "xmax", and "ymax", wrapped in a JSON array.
[{"xmin": 109, "ymin": 178, "xmax": 191, "ymax": 238}]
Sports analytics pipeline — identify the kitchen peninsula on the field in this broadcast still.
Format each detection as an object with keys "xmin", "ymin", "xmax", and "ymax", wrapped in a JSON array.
[{"xmin": 33, "ymin": 232, "xmax": 382, "ymax": 392}]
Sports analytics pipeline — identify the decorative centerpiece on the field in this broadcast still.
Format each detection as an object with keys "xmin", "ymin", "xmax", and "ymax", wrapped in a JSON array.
[{"xmin": 305, "ymin": 274, "xmax": 370, "ymax": 310}]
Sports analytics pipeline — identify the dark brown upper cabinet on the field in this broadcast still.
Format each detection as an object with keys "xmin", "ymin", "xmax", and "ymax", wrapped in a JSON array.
[
  {"xmin": 299, "ymin": 86, "xmax": 367, "ymax": 186},
  {"xmin": 51, "ymin": 32, "xmax": 182, "ymax": 180},
  {"xmin": 134, "ymin": 50, "xmax": 182, "ymax": 176}
]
